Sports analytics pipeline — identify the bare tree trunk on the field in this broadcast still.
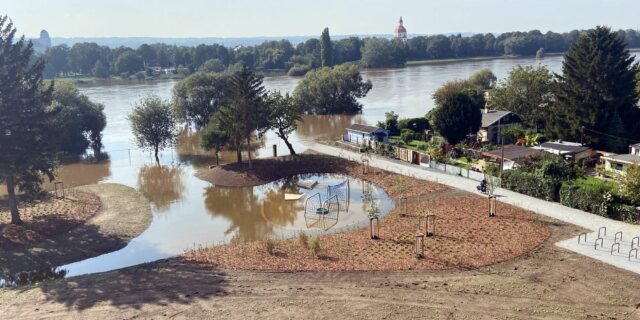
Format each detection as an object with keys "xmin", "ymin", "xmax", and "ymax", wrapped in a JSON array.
[
  {"xmin": 236, "ymin": 145, "xmax": 242, "ymax": 163},
  {"xmin": 154, "ymin": 146, "xmax": 160, "ymax": 164},
  {"xmin": 279, "ymin": 130, "xmax": 296, "ymax": 156},
  {"xmin": 246, "ymin": 135, "xmax": 253, "ymax": 169},
  {"xmin": 215, "ymin": 150, "xmax": 220, "ymax": 166},
  {"xmin": 6, "ymin": 176, "xmax": 22, "ymax": 225}
]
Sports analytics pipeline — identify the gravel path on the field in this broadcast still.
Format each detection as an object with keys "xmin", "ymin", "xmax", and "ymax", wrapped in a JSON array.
[{"xmin": 0, "ymin": 183, "xmax": 152, "ymax": 276}]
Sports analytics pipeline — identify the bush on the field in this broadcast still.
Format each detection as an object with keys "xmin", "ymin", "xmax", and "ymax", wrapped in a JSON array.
[
  {"xmin": 134, "ymin": 71, "xmax": 146, "ymax": 80},
  {"xmin": 398, "ymin": 117, "xmax": 430, "ymax": 132},
  {"xmin": 287, "ymin": 63, "xmax": 312, "ymax": 76},
  {"xmin": 308, "ymin": 235, "xmax": 321, "ymax": 257},
  {"xmin": 265, "ymin": 237, "xmax": 277, "ymax": 255},
  {"xmin": 501, "ymin": 170, "xmax": 560, "ymax": 201},
  {"xmin": 400, "ymin": 128, "xmax": 415, "ymax": 143},
  {"xmin": 298, "ymin": 231, "xmax": 308, "ymax": 247},
  {"xmin": 559, "ymin": 183, "xmax": 609, "ymax": 216}
]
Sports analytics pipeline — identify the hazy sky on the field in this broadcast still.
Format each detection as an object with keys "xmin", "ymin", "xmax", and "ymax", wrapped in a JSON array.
[{"xmin": 2, "ymin": 0, "xmax": 639, "ymax": 38}]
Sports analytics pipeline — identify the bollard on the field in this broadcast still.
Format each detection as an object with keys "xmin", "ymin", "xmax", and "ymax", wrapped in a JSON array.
[
  {"xmin": 273, "ymin": 144, "xmax": 277, "ymax": 158},
  {"xmin": 426, "ymin": 214, "xmax": 436, "ymax": 237},
  {"xmin": 488, "ymin": 195, "xmax": 496, "ymax": 217},
  {"xmin": 415, "ymin": 233, "xmax": 424, "ymax": 259},
  {"xmin": 369, "ymin": 217, "xmax": 379, "ymax": 240}
]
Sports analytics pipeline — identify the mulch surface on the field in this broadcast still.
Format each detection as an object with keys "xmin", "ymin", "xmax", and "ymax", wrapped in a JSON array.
[
  {"xmin": 185, "ymin": 154, "xmax": 551, "ymax": 271},
  {"xmin": 0, "ymin": 190, "xmax": 101, "ymax": 252}
]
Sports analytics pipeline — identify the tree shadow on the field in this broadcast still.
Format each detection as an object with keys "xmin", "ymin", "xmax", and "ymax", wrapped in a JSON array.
[
  {"xmin": 0, "ymin": 222, "xmax": 129, "ymax": 277},
  {"xmin": 32, "ymin": 260, "xmax": 228, "ymax": 310}
]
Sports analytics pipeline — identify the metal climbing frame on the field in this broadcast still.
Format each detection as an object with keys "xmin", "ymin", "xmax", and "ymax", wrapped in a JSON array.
[
  {"xmin": 327, "ymin": 180, "xmax": 350, "ymax": 212},
  {"xmin": 304, "ymin": 194, "xmax": 341, "ymax": 231}
]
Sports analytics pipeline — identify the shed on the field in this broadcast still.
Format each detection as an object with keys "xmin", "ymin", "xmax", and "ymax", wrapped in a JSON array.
[
  {"xmin": 535, "ymin": 141, "xmax": 594, "ymax": 161},
  {"xmin": 344, "ymin": 124, "xmax": 389, "ymax": 145}
]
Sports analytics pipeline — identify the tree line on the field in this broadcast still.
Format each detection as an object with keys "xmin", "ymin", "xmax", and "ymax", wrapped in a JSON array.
[
  {"xmin": 41, "ymin": 28, "xmax": 640, "ymax": 79},
  {"xmin": 423, "ymin": 26, "xmax": 640, "ymax": 154}
]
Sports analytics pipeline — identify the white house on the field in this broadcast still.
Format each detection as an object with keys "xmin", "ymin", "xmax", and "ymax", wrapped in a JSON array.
[
  {"xmin": 631, "ymin": 143, "xmax": 640, "ymax": 156},
  {"xmin": 601, "ymin": 143, "xmax": 640, "ymax": 177},
  {"xmin": 344, "ymin": 124, "xmax": 389, "ymax": 145},
  {"xmin": 534, "ymin": 140, "xmax": 594, "ymax": 161}
]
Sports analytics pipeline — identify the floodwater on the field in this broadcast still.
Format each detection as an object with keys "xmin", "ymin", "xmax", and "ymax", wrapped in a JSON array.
[{"xmin": 4, "ymin": 54, "xmax": 583, "ymax": 276}]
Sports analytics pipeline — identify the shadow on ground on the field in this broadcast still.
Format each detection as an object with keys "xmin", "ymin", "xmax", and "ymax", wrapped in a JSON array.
[
  {"xmin": 0, "ymin": 223, "xmax": 128, "ymax": 277},
  {"xmin": 34, "ymin": 260, "xmax": 227, "ymax": 310}
]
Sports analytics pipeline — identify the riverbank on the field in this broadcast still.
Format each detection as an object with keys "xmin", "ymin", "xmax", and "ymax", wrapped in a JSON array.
[
  {"xmin": 0, "ymin": 183, "xmax": 152, "ymax": 277},
  {"xmin": 190, "ymin": 154, "xmax": 549, "ymax": 271}
]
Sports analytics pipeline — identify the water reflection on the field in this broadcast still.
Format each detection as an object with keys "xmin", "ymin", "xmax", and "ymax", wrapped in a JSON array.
[
  {"xmin": 137, "ymin": 164, "xmax": 186, "ymax": 212},
  {"xmin": 295, "ymin": 115, "xmax": 370, "ymax": 141}
]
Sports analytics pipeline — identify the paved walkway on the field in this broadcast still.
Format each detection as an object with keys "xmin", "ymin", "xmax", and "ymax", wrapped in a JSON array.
[{"xmin": 308, "ymin": 143, "xmax": 640, "ymax": 275}]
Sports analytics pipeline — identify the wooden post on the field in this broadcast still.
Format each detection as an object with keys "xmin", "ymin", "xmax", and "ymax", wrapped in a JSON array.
[
  {"xmin": 426, "ymin": 214, "xmax": 436, "ymax": 237},
  {"xmin": 488, "ymin": 195, "xmax": 496, "ymax": 217},
  {"xmin": 415, "ymin": 233, "xmax": 424, "ymax": 259},
  {"xmin": 369, "ymin": 217, "xmax": 379, "ymax": 240},
  {"xmin": 273, "ymin": 144, "xmax": 277, "ymax": 158}
]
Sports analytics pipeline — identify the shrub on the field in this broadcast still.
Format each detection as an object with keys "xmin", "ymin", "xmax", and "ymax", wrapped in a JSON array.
[
  {"xmin": 398, "ymin": 117, "xmax": 430, "ymax": 132},
  {"xmin": 559, "ymin": 183, "xmax": 609, "ymax": 216},
  {"xmin": 308, "ymin": 235, "xmax": 321, "ymax": 257},
  {"xmin": 265, "ymin": 237, "xmax": 277, "ymax": 255},
  {"xmin": 298, "ymin": 231, "xmax": 308, "ymax": 247},
  {"xmin": 287, "ymin": 64, "xmax": 311, "ymax": 76},
  {"xmin": 501, "ymin": 170, "xmax": 560, "ymax": 201},
  {"xmin": 400, "ymin": 128, "xmax": 415, "ymax": 143}
]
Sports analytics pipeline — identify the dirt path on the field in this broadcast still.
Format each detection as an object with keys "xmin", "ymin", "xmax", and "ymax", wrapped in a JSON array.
[
  {"xmin": 0, "ymin": 183, "xmax": 152, "ymax": 276},
  {"xmin": 1, "ymin": 219, "xmax": 639, "ymax": 319}
]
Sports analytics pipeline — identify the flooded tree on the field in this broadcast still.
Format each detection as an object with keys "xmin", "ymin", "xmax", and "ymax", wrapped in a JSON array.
[
  {"xmin": 264, "ymin": 91, "xmax": 301, "ymax": 156},
  {"xmin": 128, "ymin": 95, "xmax": 177, "ymax": 164},
  {"xmin": 0, "ymin": 16, "xmax": 57, "ymax": 224},
  {"xmin": 200, "ymin": 123, "xmax": 228, "ymax": 166}
]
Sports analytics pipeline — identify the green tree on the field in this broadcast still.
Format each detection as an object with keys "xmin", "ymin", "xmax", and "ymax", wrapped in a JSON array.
[
  {"xmin": 136, "ymin": 43, "xmax": 156, "ymax": 67},
  {"xmin": 293, "ymin": 64, "xmax": 372, "ymax": 114},
  {"xmin": 0, "ymin": 16, "xmax": 57, "ymax": 224},
  {"xmin": 265, "ymin": 91, "xmax": 302, "ymax": 155},
  {"xmin": 550, "ymin": 26, "xmax": 640, "ymax": 152},
  {"xmin": 172, "ymin": 71, "xmax": 230, "ymax": 129},
  {"xmin": 360, "ymin": 38, "xmax": 395, "ymax": 68},
  {"xmin": 489, "ymin": 65, "xmax": 554, "ymax": 130},
  {"xmin": 377, "ymin": 111, "xmax": 400, "ymax": 135},
  {"xmin": 48, "ymin": 82, "xmax": 107, "ymax": 155},
  {"xmin": 216, "ymin": 66, "xmax": 268, "ymax": 167},
  {"xmin": 115, "ymin": 51, "xmax": 144, "ymax": 75},
  {"xmin": 620, "ymin": 164, "xmax": 640, "ymax": 205},
  {"xmin": 92, "ymin": 60, "xmax": 110, "ymax": 78},
  {"xmin": 468, "ymin": 68, "xmax": 497, "ymax": 90},
  {"xmin": 431, "ymin": 81, "xmax": 483, "ymax": 144},
  {"xmin": 200, "ymin": 122, "xmax": 228, "ymax": 166},
  {"xmin": 128, "ymin": 95, "xmax": 177, "ymax": 164},
  {"xmin": 320, "ymin": 27, "xmax": 333, "ymax": 67},
  {"xmin": 199, "ymin": 58, "xmax": 226, "ymax": 73},
  {"xmin": 42, "ymin": 45, "xmax": 69, "ymax": 78}
]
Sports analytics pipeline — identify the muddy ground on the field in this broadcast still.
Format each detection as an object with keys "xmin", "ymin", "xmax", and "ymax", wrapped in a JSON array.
[{"xmin": 1, "ymin": 216, "xmax": 639, "ymax": 319}]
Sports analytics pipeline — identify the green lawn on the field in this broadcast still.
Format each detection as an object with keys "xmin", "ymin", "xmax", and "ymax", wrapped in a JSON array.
[{"xmin": 573, "ymin": 176, "xmax": 619, "ymax": 192}]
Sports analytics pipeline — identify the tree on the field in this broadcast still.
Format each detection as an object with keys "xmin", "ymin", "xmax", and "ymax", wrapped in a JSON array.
[
  {"xmin": 320, "ymin": 27, "xmax": 333, "ymax": 67},
  {"xmin": 620, "ymin": 164, "xmax": 640, "ymax": 205},
  {"xmin": 199, "ymin": 58, "xmax": 226, "ymax": 73},
  {"xmin": 92, "ymin": 60, "xmax": 110, "ymax": 78},
  {"xmin": 550, "ymin": 26, "xmax": 640, "ymax": 152},
  {"xmin": 48, "ymin": 82, "xmax": 107, "ymax": 155},
  {"xmin": 115, "ymin": 51, "xmax": 144, "ymax": 75},
  {"xmin": 431, "ymin": 81, "xmax": 483, "ymax": 144},
  {"xmin": 200, "ymin": 122, "xmax": 228, "ymax": 166},
  {"xmin": 128, "ymin": 95, "xmax": 177, "ymax": 164},
  {"xmin": 536, "ymin": 48, "xmax": 545, "ymax": 59},
  {"xmin": 468, "ymin": 68, "xmax": 497, "ymax": 90},
  {"xmin": 376, "ymin": 111, "xmax": 400, "ymax": 135},
  {"xmin": 216, "ymin": 66, "xmax": 268, "ymax": 167},
  {"xmin": 172, "ymin": 71, "xmax": 230, "ymax": 129},
  {"xmin": 136, "ymin": 43, "xmax": 156, "ymax": 67},
  {"xmin": 293, "ymin": 64, "xmax": 372, "ymax": 114},
  {"xmin": 0, "ymin": 16, "xmax": 57, "ymax": 224},
  {"xmin": 489, "ymin": 65, "xmax": 554, "ymax": 130},
  {"xmin": 360, "ymin": 38, "xmax": 395, "ymax": 68},
  {"xmin": 265, "ymin": 91, "xmax": 302, "ymax": 155},
  {"xmin": 42, "ymin": 45, "xmax": 69, "ymax": 78}
]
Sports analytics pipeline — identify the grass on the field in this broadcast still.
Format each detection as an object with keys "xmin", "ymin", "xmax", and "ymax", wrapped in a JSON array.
[{"xmin": 574, "ymin": 176, "xmax": 619, "ymax": 193}]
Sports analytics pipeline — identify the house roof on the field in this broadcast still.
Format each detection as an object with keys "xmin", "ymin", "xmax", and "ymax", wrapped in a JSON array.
[
  {"xmin": 604, "ymin": 154, "xmax": 640, "ymax": 164},
  {"xmin": 631, "ymin": 143, "xmax": 640, "ymax": 148},
  {"xmin": 347, "ymin": 124, "xmax": 384, "ymax": 134},
  {"xmin": 481, "ymin": 110, "xmax": 512, "ymax": 128},
  {"xmin": 539, "ymin": 141, "xmax": 591, "ymax": 154},
  {"xmin": 482, "ymin": 145, "xmax": 542, "ymax": 163}
]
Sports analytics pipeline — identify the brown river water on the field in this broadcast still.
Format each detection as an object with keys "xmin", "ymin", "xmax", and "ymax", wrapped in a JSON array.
[{"xmin": 6, "ymin": 55, "xmax": 578, "ymax": 276}]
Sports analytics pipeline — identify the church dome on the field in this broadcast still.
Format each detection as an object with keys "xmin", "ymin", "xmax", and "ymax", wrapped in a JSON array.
[{"xmin": 394, "ymin": 17, "xmax": 407, "ymax": 39}]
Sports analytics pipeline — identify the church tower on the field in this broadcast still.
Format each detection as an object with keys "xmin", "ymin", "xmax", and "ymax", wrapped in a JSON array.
[{"xmin": 393, "ymin": 17, "xmax": 407, "ymax": 41}]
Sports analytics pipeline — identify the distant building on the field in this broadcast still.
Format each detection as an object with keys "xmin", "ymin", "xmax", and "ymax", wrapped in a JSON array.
[
  {"xmin": 477, "ymin": 109, "xmax": 521, "ymax": 144},
  {"xmin": 602, "ymin": 143, "xmax": 640, "ymax": 176},
  {"xmin": 344, "ymin": 124, "xmax": 389, "ymax": 145},
  {"xmin": 481, "ymin": 145, "xmax": 542, "ymax": 167},
  {"xmin": 393, "ymin": 17, "xmax": 408, "ymax": 41},
  {"xmin": 534, "ymin": 140, "xmax": 595, "ymax": 162},
  {"xmin": 33, "ymin": 29, "xmax": 51, "ymax": 52}
]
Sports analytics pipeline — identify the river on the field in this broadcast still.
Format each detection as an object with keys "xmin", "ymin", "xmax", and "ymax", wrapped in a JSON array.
[{"xmin": 11, "ymin": 55, "xmax": 572, "ymax": 276}]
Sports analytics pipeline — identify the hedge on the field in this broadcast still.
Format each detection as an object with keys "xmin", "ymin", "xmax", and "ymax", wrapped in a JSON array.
[
  {"xmin": 559, "ymin": 183, "xmax": 607, "ymax": 216},
  {"xmin": 501, "ymin": 170, "xmax": 560, "ymax": 201}
]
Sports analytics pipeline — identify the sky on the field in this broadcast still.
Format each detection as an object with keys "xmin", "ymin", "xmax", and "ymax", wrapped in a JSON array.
[{"xmin": 1, "ymin": 0, "xmax": 639, "ymax": 38}]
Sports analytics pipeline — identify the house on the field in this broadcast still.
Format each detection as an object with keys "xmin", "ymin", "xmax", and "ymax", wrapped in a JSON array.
[
  {"xmin": 481, "ymin": 145, "xmax": 542, "ymax": 167},
  {"xmin": 602, "ymin": 143, "xmax": 640, "ymax": 176},
  {"xmin": 477, "ymin": 110, "xmax": 521, "ymax": 144},
  {"xmin": 534, "ymin": 141, "xmax": 595, "ymax": 161},
  {"xmin": 344, "ymin": 124, "xmax": 389, "ymax": 145}
]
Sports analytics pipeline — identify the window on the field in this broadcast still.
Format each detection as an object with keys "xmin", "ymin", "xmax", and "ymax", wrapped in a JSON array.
[{"xmin": 614, "ymin": 162, "xmax": 625, "ymax": 171}]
